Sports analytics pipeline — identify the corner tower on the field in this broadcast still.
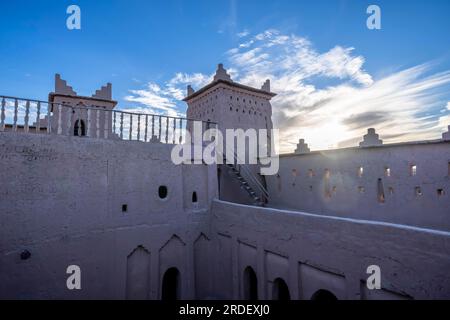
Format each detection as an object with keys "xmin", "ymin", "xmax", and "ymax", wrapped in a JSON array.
[
  {"xmin": 183, "ymin": 64, "xmax": 276, "ymax": 133},
  {"xmin": 47, "ymin": 74, "xmax": 117, "ymax": 137}
]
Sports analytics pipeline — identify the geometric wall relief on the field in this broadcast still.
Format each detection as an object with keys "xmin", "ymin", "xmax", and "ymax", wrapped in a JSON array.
[
  {"xmin": 216, "ymin": 234, "xmax": 233, "ymax": 299},
  {"xmin": 299, "ymin": 263, "xmax": 345, "ymax": 300},
  {"xmin": 238, "ymin": 242, "xmax": 258, "ymax": 300},
  {"xmin": 126, "ymin": 246, "xmax": 151, "ymax": 300},
  {"xmin": 159, "ymin": 235, "xmax": 186, "ymax": 300},
  {"xmin": 194, "ymin": 233, "xmax": 211, "ymax": 299},
  {"xmin": 265, "ymin": 251, "xmax": 291, "ymax": 300}
]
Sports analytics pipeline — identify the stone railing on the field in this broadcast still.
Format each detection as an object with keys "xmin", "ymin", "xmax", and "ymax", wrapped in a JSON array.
[{"xmin": 0, "ymin": 95, "xmax": 216, "ymax": 144}]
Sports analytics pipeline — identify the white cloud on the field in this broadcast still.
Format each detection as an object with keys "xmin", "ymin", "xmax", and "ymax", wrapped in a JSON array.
[
  {"xmin": 125, "ymin": 29, "xmax": 450, "ymax": 152},
  {"xmin": 237, "ymin": 30, "xmax": 250, "ymax": 38},
  {"xmin": 124, "ymin": 73, "xmax": 212, "ymax": 117}
]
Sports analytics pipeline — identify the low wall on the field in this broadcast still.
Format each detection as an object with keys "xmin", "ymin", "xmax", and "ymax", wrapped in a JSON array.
[
  {"xmin": 210, "ymin": 200, "xmax": 450, "ymax": 300},
  {"xmin": 0, "ymin": 132, "xmax": 217, "ymax": 299},
  {"xmin": 267, "ymin": 141, "xmax": 450, "ymax": 231},
  {"xmin": 2, "ymin": 132, "xmax": 449, "ymax": 300}
]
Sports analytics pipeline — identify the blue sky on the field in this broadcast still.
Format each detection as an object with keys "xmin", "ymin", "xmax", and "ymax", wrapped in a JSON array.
[{"xmin": 1, "ymin": 0, "xmax": 450, "ymax": 150}]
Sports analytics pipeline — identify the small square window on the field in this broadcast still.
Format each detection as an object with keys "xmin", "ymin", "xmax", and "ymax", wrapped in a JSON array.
[
  {"xmin": 385, "ymin": 167, "xmax": 391, "ymax": 177},
  {"xmin": 410, "ymin": 165, "xmax": 417, "ymax": 176},
  {"xmin": 122, "ymin": 204, "xmax": 128, "ymax": 212},
  {"xmin": 358, "ymin": 167, "xmax": 364, "ymax": 177},
  {"xmin": 437, "ymin": 189, "xmax": 445, "ymax": 196},
  {"xmin": 358, "ymin": 186, "xmax": 365, "ymax": 193}
]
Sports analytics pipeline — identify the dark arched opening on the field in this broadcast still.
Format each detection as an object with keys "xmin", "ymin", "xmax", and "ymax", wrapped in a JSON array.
[
  {"xmin": 272, "ymin": 278, "xmax": 290, "ymax": 300},
  {"xmin": 158, "ymin": 186, "xmax": 168, "ymax": 199},
  {"xmin": 74, "ymin": 119, "xmax": 86, "ymax": 136},
  {"xmin": 161, "ymin": 267, "xmax": 180, "ymax": 300},
  {"xmin": 192, "ymin": 191, "xmax": 198, "ymax": 203},
  {"xmin": 243, "ymin": 266, "xmax": 258, "ymax": 300},
  {"xmin": 311, "ymin": 289, "xmax": 338, "ymax": 301}
]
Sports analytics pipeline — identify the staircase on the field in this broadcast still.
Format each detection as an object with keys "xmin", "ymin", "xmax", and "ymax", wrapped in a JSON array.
[
  {"xmin": 225, "ymin": 163, "xmax": 264, "ymax": 206},
  {"xmin": 222, "ymin": 149, "xmax": 269, "ymax": 206}
]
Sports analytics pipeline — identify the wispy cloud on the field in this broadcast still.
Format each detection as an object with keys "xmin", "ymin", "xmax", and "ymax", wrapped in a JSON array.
[
  {"xmin": 125, "ymin": 29, "xmax": 450, "ymax": 152},
  {"xmin": 124, "ymin": 73, "xmax": 212, "ymax": 117},
  {"xmin": 237, "ymin": 29, "xmax": 250, "ymax": 38}
]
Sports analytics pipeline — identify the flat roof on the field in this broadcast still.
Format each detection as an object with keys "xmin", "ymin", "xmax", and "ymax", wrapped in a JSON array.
[
  {"xmin": 183, "ymin": 79, "xmax": 277, "ymax": 101},
  {"xmin": 278, "ymin": 139, "xmax": 450, "ymax": 158},
  {"xmin": 48, "ymin": 92, "xmax": 118, "ymax": 105}
]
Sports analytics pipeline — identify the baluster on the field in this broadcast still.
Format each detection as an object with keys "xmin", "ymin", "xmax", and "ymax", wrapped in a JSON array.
[
  {"xmin": 96, "ymin": 109, "xmax": 100, "ymax": 138},
  {"xmin": 57, "ymin": 104, "xmax": 63, "ymax": 135},
  {"xmin": 87, "ymin": 108, "xmax": 92, "ymax": 137},
  {"xmin": 179, "ymin": 119, "xmax": 183, "ymax": 143},
  {"xmin": 129, "ymin": 114, "xmax": 133, "ymax": 140},
  {"xmin": 158, "ymin": 116, "xmax": 162, "ymax": 142},
  {"xmin": 0, "ymin": 98, "xmax": 5, "ymax": 132},
  {"xmin": 113, "ymin": 111, "xmax": 116, "ymax": 136},
  {"xmin": 104, "ymin": 110, "xmax": 109, "ymax": 139},
  {"xmin": 144, "ymin": 115, "xmax": 148, "ymax": 142},
  {"xmin": 13, "ymin": 99, "xmax": 18, "ymax": 132},
  {"xmin": 47, "ymin": 102, "xmax": 52, "ymax": 134},
  {"xmin": 172, "ymin": 118, "xmax": 176, "ymax": 144},
  {"xmin": 165, "ymin": 117, "xmax": 169, "ymax": 143},
  {"xmin": 24, "ymin": 100, "xmax": 30, "ymax": 133},
  {"xmin": 151, "ymin": 115, "xmax": 155, "ymax": 138},
  {"xmin": 137, "ymin": 114, "xmax": 141, "ymax": 141},
  {"xmin": 120, "ymin": 112, "xmax": 124, "ymax": 139},
  {"xmin": 67, "ymin": 106, "xmax": 73, "ymax": 135},
  {"xmin": 36, "ymin": 102, "xmax": 41, "ymax": 133}
]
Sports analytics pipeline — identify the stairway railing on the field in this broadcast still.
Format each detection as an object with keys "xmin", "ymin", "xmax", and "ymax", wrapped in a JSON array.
[{"xmin": 218, "ymin": 143, "xmax": 269, "ymax": 202}]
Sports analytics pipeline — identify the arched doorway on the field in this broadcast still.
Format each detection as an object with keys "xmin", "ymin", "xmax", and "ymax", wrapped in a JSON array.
[
  {"xmin": 161, "ymin": 267, "xmax": 180, "ymax": 300},
  {"xmin": 243, "ymin": 266, "xmax": 258, "ymax": 300},
  {"xmin": 272, "ymin": 278, "xmax": 290, "ymax": 300},
  {"xmin": 311, "ymin": 289, "xmax": 338, "ymax": 301},
  {"xmin": 74, "ymin": 119, "xmax": 86, "ymax": 136}
]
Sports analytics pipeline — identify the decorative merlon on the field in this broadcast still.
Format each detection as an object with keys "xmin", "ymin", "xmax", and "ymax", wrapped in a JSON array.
[
  {"xmin": 187, "ymin": 85, "xmax": 195, "ymax": 96},
  {"xmin": 294, "ymin": 139, "xmax": 310, "ymax": 154},
  {"xmin": 360, "ymin": 128, "xmax": 383, "ymax": 147},
  {"xmin": 213, "ymin": 63, "xmax": 232, "ymax": 82},
  {"xmin": 55, "ymin": 74, "xmax": 77, "ymax": 96},
  {"xmin": 261, "ymin": 79, "xmax": 271, "ymax": 92},
  {"xmin": 92, "ymin": 83, "xmax": 112, "ymax": 100},
  {"xmin": 443, "ymin": 126, "xmax": 450, "ymax": 141}
]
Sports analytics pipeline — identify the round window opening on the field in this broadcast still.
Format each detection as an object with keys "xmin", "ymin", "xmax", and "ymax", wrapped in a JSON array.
[{"xmin": 158, "ymin": 186, "xmax": 168, "ymax": 199}]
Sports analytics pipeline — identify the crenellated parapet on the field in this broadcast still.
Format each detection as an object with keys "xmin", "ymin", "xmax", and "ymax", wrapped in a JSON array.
[
  {"xmin": 213, "ymin": 63, "xmax": 233, "ymax": 82},
  {"xmin": 359, "ymin": 128, "xmax": 383, "ymax": 147},
  {"xmin": 294, "ymin": 139, "xmax": 311, "ymax": 154},
  {"xmin": 92, "ymin": 83, "xmax": 112, "ymax": 100},
  {"xmin": 55, "ymin": 74, "xmax": 77, "ymax": 96}
]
